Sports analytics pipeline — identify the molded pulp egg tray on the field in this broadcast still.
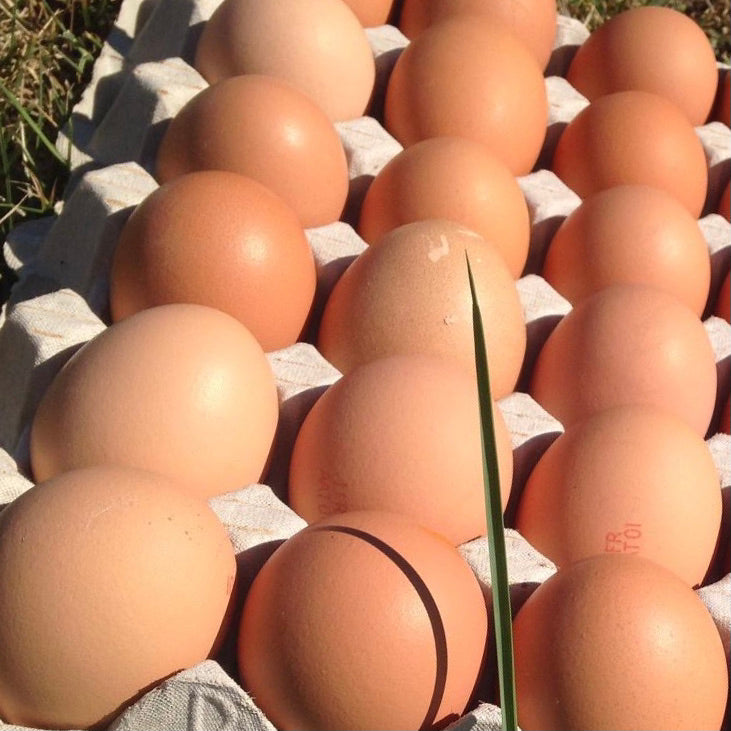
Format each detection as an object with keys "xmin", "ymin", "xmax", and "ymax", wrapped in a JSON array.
[{"xmin": 0, "ymin": 1, "xmax": 729, "ymax": 729}]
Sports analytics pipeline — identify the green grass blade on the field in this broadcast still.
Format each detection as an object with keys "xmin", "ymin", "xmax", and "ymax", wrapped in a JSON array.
[
  {"xmin": 0, "ymin": 79, "xmax": 67, "ymax": 166},
  {"xmin": 466, "ymin": 253, "xmax": 518, "ymax": 731}
]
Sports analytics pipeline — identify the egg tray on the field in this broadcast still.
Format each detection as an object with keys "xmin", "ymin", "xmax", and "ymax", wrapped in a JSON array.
[{"xmin": 0, "ymin": 1, "xmax": 730, "ymax": 729}]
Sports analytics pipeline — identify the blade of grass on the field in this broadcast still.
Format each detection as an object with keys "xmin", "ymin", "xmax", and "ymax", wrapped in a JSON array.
[
  {"xmin": 0, "ymin": 78, "xmax": 67, "ymax": 166},
  {"xmin": 466, "ymin": 253, "xmax": 518, "ymax": 731}
]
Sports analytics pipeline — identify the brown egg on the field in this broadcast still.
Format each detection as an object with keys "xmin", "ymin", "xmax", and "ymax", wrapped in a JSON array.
[
  {"xmin": 542, "ymin": 184, "xmax": 711, "ymax": 316},
  {"xmin": 288, "ymin": 354, "xmax": 513, "ymax": 545},
  {"xmin": 513, "ymin": 553, "xmax": 729, "ymax": 730},
  {"xmin": 384, "ymin": 16, "xmax": 548, "ymax": 175},
  {"xmin": 720, "ymin": 396, "xmax": 730, "ymax": 434},
  {"xmin": 238, "ymin": 510, "xmax": 488, "ymax": 730},
  {"xmin": 340, "ymin": 0, "xmax": 394, "ymax": 26},
  {"xmin": 716, "ymin": 269, "xmax": 730, "ymax": 321},
  {"xmin": 30, "ymin": 304, "xmax": 279, "ymax": 499},
  {"xmin": 110, "ymin": 171, "xmax": 316, "ymax": 352},
  {"xmin": 155, "ymin": 75, "xmax": 349, "ymax": 228},
  {"xmin": 398, "ymin": 0, "xmax": 558, "ymax": 70},
  {"xmin": 566, "ymin": 6, "xmax": 719, "ymax": 126},
  {"xmin": 719, "ymin": 180, "xmax": 730, "ymax": 222},
  {"xmin": 0, "ymin": 465, "xmax": 236, "ymax": 730},
  {"xmin": 713, "ymin": 70, "xmax": 730, "ymax": 126},
  {"xmin": 193, "ymin": 0, "xmax": 375, "ymax": 122},
  {"xmin": 516, "ymin": 405, "xmax": 721, "ymax": 587},
  {"xmin": 358, "ymin": 136, "xmax": 531, "ymax": 278},
  {"xmin": 317, "ymin": 219, "xmax": 527, "ymax": 399},
  {"xmin": 529, "ymin": 284, "xmax": 718, "ymax": 436},
  {"xmin": 552, "ymin": 90, "xmax": 708, "ymax": 217}
]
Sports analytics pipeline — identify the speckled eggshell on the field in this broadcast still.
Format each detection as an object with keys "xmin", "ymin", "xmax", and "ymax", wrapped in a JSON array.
[
  {"xmin": 317, "ymin": 219, "xmax": 527, "ymax": 399},
  {"xmin": 512, "ymin": 553, "xmax": 729, "ymax": 730},
  {"xmin": 0, "ymin": 465, "xmax": 237, "ymax": 730},
  {"xmin": 30, "ymin": 304, "xmax": 279, "ymax": 500},
  {"xmin": 238, "ymin": 510, "xmax": 488, "ymax": 730},
  {"xmin": 288, "ymin": 354, "xmax": 513, "ymax": 545}
]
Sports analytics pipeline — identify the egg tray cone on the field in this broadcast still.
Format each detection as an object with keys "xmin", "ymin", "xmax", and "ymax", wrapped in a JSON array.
[{"xmin": 0, "ymin": 1, "xmax": 729, "ymax": 729}]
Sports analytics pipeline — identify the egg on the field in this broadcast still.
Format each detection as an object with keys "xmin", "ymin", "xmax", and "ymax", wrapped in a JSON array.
[
  {"xmin": 566, "ymin": 6, "xmax": 719, "ymax": 126},
  {"xmin": 109, "ymin": 171, "xmax": 316, "ymax": 352},
  {"xmin": 384, "ymin": 15, "xmax": 548, "ymax": 176},
  {"xmin": 542, "ymin": 184, "xmax": 711, "ymax": 316},
  {"xmin": 237, "ymin": 510, "xmax": 488, "ymax": 730},
  {"xmin": 0, "ymin": 465, "xmax": 237, "ymax": 730},
  {"xmin": 30, "ymin": 304, "xmax": 279, "ymax": 499},
  {"xmin": 712, "ymin": 70, "xmax": 730, "ymax": 126},
  {"xmin": 552, "ymin": 90, "xmax": 709, "ymax": 217},
  {"xmin": 512, "ymin": 553, "xmax": 729, "ymax": 730},
  {"xmin": 398, "ymin": 0, "xmax": 558, "ymax": 70},
  {"xmin": 529, "ymin": 284, "xmax": 718, "ymax": 436},
  {"xmin": 717, "ymin": 269, "xmax": 730, "ymax": 321},
  {"xmin": 719, "ymin": 180, "xmax": 730, "ymax": 222},
  {"xmin": 155, "ymin": 74, "xmax": 349, "ymax": 228},
  {"xmin": 340, "ymin": 0, "xmax": 395, "ymax": 26},
  {"xmin": 288, "ymin": 354, "xmax": 513, "ymax": 545},
  {"xmin": 317, "ymin": 219, "xmax": 527, "ymax": 399},
  {"xmin": 193, "ymin": 0, "xmax": 375, "ymax": 122},
  {"xmin": 358, "ymin": 136, "xmax": 531, "ymax": 278},
  {"xmin": 515, "ymin": 404, "xmax": 721, "ymax": 587}
]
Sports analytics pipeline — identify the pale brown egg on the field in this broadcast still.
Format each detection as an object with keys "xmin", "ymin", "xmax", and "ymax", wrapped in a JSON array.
[
  {"xmin": 340, "ymin": 0, "xmax": 395, "ymax": 26},
  {"xmin": 512, "ymin": 553, "xmax": 728, "ymax": 730},
  {"xmin": 358, "ymin": 136, "xmax": 531, "ymax": 278},
  {"xmin": 238, "ymin": 510, "xmax": 488, "ymax": 730},
  {"xmin": 542, "ymin": 184, "xmax": 711, "ymax": 316},
  {"xmin": 398, "ymin": 0, "xmax": 558, "ymax": 70},
  {"xmin": 193, "ymin": 0, "xmax": 375, "ymax": 122},
  {"xmin": 288, "ymin": 354, "xmax": 513, "ymax": 545},
  {"xmin": 716, "ymin": 269, "xmax": 730, "ymax": 321},
  {"xmin": 384, "ymin": 16, "xmax": 548, "ymax": 175},
  {"xmin": 515, "ymin": 404, "xmax": 721, "ymax": 587},
  {"xmin": 529, "ymin": 284, "xmax": 717, "ymax": 436},
  {"xmin": 0, "ymin": 465, "xmax": 236, "ymax": 730},
  {"xmin": 552, "ymin": 90, "xmax": 708, "ymax": 217},
  {"xmin": 566, "ymin": 6, "xmax": 719, "ymax": 126},
  {"xmin": 155, "ymin": 74, "xmax": 349, "ymax": 228},
  {"xmin": 110, "ymin": 171, "xmax": 316, "ymax": 352},
  {"xmin": 317, "ymin": 219, "xmax": 527, "ymax": 399},
  {"xmin": 30, "ymin": 304, "xmax": 279, "ymax": 500}
]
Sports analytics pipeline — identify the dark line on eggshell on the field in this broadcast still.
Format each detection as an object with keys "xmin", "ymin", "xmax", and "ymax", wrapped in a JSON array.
[{"xmin": 312, "ymin": 524, "xmax": 448, "ymax": 730}]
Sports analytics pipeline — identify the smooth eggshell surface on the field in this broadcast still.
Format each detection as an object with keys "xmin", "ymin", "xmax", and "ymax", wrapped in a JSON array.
[
  {"xmin": 398, "ymin": 0, "xmax": 558, "ymax": 70},
  {"xmin": 0, "ymin": 465, "xmax": 237, "ymax": 730},
  {"xmin": 288, "ymin": 354, "xmax": 513, "ymax": 545},
  {"xmin": 566, "ymin": 6, "xmax": 718, "ymax": 126},
  {"xmin": 109, "ymin": 170, "xmax": 316, "ymax": 352},
  {"xmin": 317, "ymin": 219, "xmax": 527, "ymax": 399},
  {"xmin": 155, "ymin": 74, "xmax": 349, "ymax": 229},
  {"xmin": 358, "ymin": 136, "xmax": 531, "ymax": 278},
  {"xmin": 238, "ymin": 510, "xmax": 488, "ymax": 730},
  {"xmin": 30, "ymin": 304, "xmax": 279, "ymax": 499},
  {"xmin": 515, "ymin": 404, "xmax": 722, "ymax": 587},
  {"xmin": 542, "ymin": 184, "xmax": 711, "ymax": 316},
  {"xmin": 552, "ymin": 90, "xmax": 709, "ymax": 217},
  {"xmin": 529, "ymin": 283, "xmax": 718, "ymax": 436},
  {"xmin": 512, "ymin": 553, "xmax": 729, "ymax": 730},
  {"xmin": 384, "ymin": 15, "xmax": 548, "ymax": 176},
  {"xmin": 193, "ymin": 0, "xmax": 375, "ymax": 122}
]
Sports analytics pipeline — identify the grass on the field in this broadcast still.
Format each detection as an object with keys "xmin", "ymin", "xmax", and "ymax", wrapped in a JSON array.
[{"xmin": 0, "ymin": 0, "xmax": 728, "ymax": 290}]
